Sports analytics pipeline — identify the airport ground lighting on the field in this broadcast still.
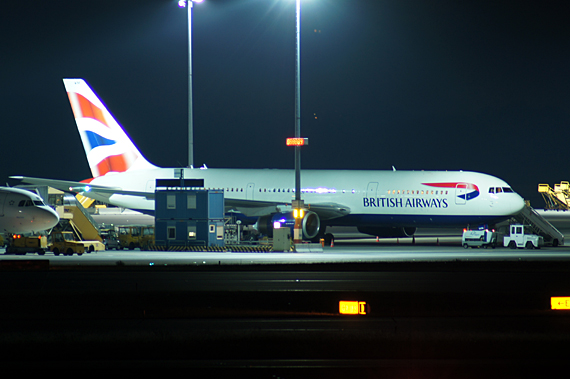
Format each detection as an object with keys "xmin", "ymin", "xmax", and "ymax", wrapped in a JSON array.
[{"xmin": 178, "ymin": 0, "xmax": 204, "ymax": 168}]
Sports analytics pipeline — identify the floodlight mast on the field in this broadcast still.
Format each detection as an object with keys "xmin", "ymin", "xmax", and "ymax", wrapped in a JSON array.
[
  {"xmin": 293, "ymin": 0, "xmax": 304, "ymax": 243},
  {"xmin": 294, "ymin": 0, "xmax": 302, "ymax": 203},
  {"xmin": 178, "ymin": 0, "xmax": 204, "ymax": 168}
]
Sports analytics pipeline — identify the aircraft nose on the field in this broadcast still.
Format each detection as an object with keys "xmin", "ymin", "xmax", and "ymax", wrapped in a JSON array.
[
  {"xmin": 40, "ymin": 207, "xmax": 60, "ymax": 229},
  {"xmin": 512, "ymin": 193, "xmax": 526, "ymax": 215}
]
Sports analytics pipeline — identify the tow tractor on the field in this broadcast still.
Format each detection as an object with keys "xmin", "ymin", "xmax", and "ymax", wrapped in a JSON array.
[
  {"xmin": 503, "ymin": 224, "xmax": 544, "ymax": 249},
  {"xmin": 49, "ymin": 230, "xmax": 86, "ymax": 256},
  {"xmin": 462, "ymin": 227, "xmax": 497, "ymax": 249}
]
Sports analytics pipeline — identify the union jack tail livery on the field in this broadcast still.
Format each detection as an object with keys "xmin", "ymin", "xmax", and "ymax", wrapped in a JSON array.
[{"xmin": 63, "ymin": 79, "xmax": 157, "ymax": 178}]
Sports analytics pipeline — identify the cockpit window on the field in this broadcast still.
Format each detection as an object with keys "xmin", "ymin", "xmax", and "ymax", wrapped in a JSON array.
[
  {"xmin": 489, "ymin": 187, "xmax": 514, "ymax": 194},
  {"xmin": 33, "ymin": 200, "xmax": 44, "ymax": 206}
]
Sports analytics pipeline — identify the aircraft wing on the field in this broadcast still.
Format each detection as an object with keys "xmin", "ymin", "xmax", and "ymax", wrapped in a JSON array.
[
  {"xmin": 225, "ymin": 199, "xmax": 351, "ymax": 220},
  {"xmin": 11, "ymin": 176, "xmax": 351, "ymax": 220},
  {"xmin": 9, "ymin": 176, "xmax": 152, "ymax": 200}
]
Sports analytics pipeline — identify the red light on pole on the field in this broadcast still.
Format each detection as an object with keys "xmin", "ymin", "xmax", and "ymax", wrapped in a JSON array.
[{"xmin": 286, "ymin": 138, "xmax": 308, "ymax": 146}]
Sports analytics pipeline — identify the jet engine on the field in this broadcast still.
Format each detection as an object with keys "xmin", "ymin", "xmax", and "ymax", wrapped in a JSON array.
[
  {"xmin": 255, "ymin": 211, "xmax": 320, "ymax": 240},
  {"xmin": 357, "ymin": 226, "xmax": 416, "ymax": 238}
]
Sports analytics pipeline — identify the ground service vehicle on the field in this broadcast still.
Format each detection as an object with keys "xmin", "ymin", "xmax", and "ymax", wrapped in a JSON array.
[
  {"xmin": 462, "ymin": 228, "xmax": 497, "ymax": 249},
  {"xmin": 118, "ymin": 226, "xmax": 144, "ymax": 250},
  {"xmin": 5, "ymin": 234, "xmax": 48, "ymax": 255},
  {"xmin": 116, "ymin": 225, "xmax": 154, "ymax": 250},
  {"xmin": 140, "ymin": 226, "xmax": 155, "ymax": 250},
  {"xmin": 50, "ymin": 231, "xmax": 85, "ymax": 256},
  {"xmin": 503, "ymin": 224, "xmax": 544, "ymax": 249},
  {"xmin": 100, "ymin": 228, "xmax": 120, "ymax": 250}
]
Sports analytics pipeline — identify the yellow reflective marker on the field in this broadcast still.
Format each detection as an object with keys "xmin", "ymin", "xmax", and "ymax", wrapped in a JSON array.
[
  {"xmin": 551, "ymin": 297, "xmax": 570, "ymax": 310},
  {"xmin": 339, "ymin": 301, "xmax": 367, "ymax": 315}
]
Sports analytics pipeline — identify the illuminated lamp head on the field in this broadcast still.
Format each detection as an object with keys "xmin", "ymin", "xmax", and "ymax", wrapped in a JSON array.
[{"xmin": 293, "ymin": 208, "xmax": 305, "ymax": 219}]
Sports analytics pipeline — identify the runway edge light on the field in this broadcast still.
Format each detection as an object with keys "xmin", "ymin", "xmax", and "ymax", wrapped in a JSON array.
[
  {"xmin": 339, "ymin": 300, "xmax": 368, "ymax": 315},
  {"xmin": 551, "ymin": 297, "xmax": 570, "ymax": 310}
]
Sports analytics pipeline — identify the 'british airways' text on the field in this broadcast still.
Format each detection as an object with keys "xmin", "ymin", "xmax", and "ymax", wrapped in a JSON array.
[{"xmin": 363, "ymin": 197, "xmax": 449, "ymax": 208}]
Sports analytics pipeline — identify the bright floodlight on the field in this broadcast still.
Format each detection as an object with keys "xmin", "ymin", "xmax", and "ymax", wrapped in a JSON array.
[{"xmin": 179, "ymin": 0, "xmax": 203, "ymax": 7}]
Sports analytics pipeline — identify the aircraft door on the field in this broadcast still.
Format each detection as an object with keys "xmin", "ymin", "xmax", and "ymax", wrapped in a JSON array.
[
  {"xmin": 145, "ymin": 180, "xmax": 155, "ymax": 193},
  {"xmin": 246, "ymin": 183, "xmax": 255, "ymax": 200},
  {"xmin": 0, "ymin": 191, "xmax": 5, "ymax": 216},
  {"xmin": 367, "ymin": 182, "xmax": 379, "ymax": 199},
  {"xmin": 455, "ymin": 183, "xmax": 467, "ymax": 205}
]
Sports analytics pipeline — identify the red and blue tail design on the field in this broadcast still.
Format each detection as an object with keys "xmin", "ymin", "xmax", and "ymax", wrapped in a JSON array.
[{"xmin": 63, "ymin": 79, "xmax": 157, "ymax": 178}]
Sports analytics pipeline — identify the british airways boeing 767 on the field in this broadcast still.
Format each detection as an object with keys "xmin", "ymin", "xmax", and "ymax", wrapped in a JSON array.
[{"xmin": 11, "ymin": 79, "xmax": 525, "ymax": 242}]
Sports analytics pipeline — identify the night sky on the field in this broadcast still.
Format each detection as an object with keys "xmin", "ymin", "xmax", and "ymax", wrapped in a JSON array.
[{"xmin": 2, "ymin": 0, "xmax": 570, "ymax": 207}]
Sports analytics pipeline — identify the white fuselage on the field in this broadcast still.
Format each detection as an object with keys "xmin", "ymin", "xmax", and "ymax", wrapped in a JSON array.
[
  {"xmin": 0, "ymin": 187, "xmax": 60, "ymax": 234},
  {"xmin": 85, "ymin": 168, "xmax": 525, "ymax": 228}
]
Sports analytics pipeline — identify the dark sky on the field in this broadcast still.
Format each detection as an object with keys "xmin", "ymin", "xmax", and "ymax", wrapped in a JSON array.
[{"xmin": 2, "ymin": 0, "xmax": 570, "ymax": 207}]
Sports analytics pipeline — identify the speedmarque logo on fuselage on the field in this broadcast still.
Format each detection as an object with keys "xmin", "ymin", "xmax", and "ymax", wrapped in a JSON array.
[{"xmin": 362, "ymin": 182, "xmax": 479, "ymax": 208}]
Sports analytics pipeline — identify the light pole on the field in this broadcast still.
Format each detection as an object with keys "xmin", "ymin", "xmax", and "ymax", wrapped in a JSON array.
[
  {"xmin": 178, "ymin": 0, "xmax": 203, "ymax": 168},
  {"xmin": 292, "ymin": 0, "xmax": 304, "ymax": 243}
]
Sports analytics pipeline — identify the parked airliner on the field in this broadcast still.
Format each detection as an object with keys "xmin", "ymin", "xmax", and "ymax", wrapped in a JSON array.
[
  {"xmin": 11, "ymin": 79, "xmax": 525, "ymax": 242},
  {"xmin": 0, "ymin": 187, "xmax": 59, "ymax": 235}
]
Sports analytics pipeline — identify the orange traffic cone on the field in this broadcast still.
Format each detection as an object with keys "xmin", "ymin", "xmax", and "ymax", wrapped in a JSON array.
[
  {"xmin": 330, "ymin": 239, "xmax": 334, "ymax": 247},
  {"xmin": 376, "ymin": 236, "xmax": 379, "ymax": 242}
]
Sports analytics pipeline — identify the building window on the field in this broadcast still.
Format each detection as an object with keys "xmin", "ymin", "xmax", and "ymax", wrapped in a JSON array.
[
  {"xmin": 167, "ymin": 195, "xmax": 176, "ymax": 209},
  {"xmin": 188, "ymin": 226, "xmax": 196, "ymax": 240},
  {"xmin": 167, "ymin": 226, "xmax": 176, "ymax": 240},
  {"xmin": 187, "ymin": 194, "xmax": 196, "ymax": 209}
]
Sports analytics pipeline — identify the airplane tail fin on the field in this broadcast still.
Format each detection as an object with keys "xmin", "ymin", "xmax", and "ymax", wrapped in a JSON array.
[{"xmin": 63, "ymin": 78, "xmax": 157, "ymax": 178}]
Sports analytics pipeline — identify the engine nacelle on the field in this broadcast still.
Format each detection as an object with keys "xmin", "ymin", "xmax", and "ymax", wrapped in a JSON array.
[
  {"xmin": 357, "ymin": 226, "xmax": 416, "ymax": 238},
  {"xmin": 256, "ymin": 211, "xmax": 320, "ymax": 240}
]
